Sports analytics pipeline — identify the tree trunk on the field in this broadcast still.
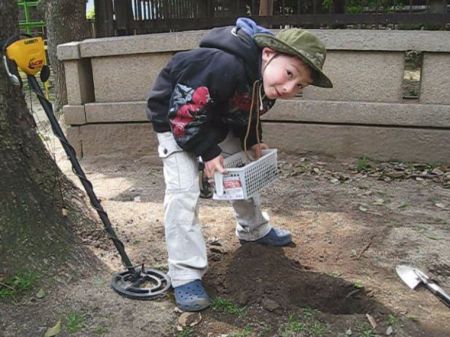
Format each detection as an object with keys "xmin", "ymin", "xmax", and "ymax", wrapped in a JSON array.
[
  {"xmin": 259, "ymin": 0, "xmax": 274, "ymax": 16},
  {"xmin": 331, "ymin": 0, "xmax": 346, "ymax": 28},
  {"xmin": 0, "ymin": 0, "xmax": 95, "ymax": 279},
  {"xmin": 94, "ymin": 0, "xmax": 115, "ymax": 37},
  {"xmin": 333, "ymin": 0, "xmax": 345, "ymax": 14},
  {"xmin": 428, "ymin": 0, "xmax": 447, "ymax": 14},
  {"xmin": 115, "ymin": 0, "xmax": 134, "ymax": 35},
  {"xmin": 44, "ymin": 0, "xmax": 91, "ymax": 114}
]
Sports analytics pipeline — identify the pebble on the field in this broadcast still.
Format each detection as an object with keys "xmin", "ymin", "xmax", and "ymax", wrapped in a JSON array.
[
  {"xmin": 177, "ymin": 312, "xmax": 202, "ymax": 330},
  {"xmin": 431, "ymin": 168, "xmax": 444, "ymax": 175},
  {"xmin": 386, "ymin": 326, "xmax": 393, "ymax": 335},
  {"xmin": 261, "ymin": 298, "xmax": 280, "ymax": 311},
  {"xmin": 330, "ymin": 178, "xmax": 340, "ymax": 184}
]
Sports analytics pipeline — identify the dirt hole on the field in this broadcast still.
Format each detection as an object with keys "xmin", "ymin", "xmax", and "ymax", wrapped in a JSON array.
[{"xmin": 207, "ymin": 244, "xmax": 379, "ymax": 315}]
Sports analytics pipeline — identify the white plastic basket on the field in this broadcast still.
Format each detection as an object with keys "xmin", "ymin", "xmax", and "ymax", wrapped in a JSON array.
[{"xmin": 213, "ymin": 149, "xmax": 278, "ymax": 200}]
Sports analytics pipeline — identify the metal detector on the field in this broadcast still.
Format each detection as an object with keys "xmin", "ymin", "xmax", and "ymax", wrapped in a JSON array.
[{"xmin": 2, "ymin": 35, "xmax": 170, "ymax": 300}]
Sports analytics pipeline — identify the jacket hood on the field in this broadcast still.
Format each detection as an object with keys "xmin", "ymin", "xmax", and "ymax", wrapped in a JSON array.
[{"xmin": 199, "ymin": 24, "xmax": 262, "ymax": 83}]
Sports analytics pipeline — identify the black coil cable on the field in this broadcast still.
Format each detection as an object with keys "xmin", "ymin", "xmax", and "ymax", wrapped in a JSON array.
[{"xmin": 27, "ymin": 75, "xmax": 136, "ymax": 274}]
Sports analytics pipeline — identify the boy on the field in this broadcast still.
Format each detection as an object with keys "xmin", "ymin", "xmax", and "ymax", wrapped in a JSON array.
[{"xmin": 146, "ymin": 18, "xmax": 332, "ymax": 312}]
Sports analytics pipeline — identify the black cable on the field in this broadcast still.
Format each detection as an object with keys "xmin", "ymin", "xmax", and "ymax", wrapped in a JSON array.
[
  {"xmin": 27, "ymin": 75, "xmax": 136, "ymax": 274},
  {"xmin": 25, "ymin": 78, "xmax": 93, "ymax": 247}
]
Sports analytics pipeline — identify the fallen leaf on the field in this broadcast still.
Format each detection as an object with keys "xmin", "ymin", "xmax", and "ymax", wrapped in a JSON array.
[
  {"xmin": 44, "ymin": 320, "xmax": 61, "ymax": 337},
  {"xmin": 178, "ymin": 312, "xmax": 202, "ymax": 327},
  {"xmin": 366, "ymin": 313, "xmax": 377, "ymax": 329},
  {"xmin": 36, "ymin": 288, "xmax": 46, "ymax": 299},
  {"xmin": 359, "ymin": 205, "xmax": 368, "ymax": 212},
  {"xmin": 373, "ymin": 198, "xmax": 385, "ymax": 205}
]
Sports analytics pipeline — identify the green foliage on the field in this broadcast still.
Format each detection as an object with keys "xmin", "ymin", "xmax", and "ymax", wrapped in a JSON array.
[
  {"xmin": 346, "ymin": 0, "xmax": 364, "ymax": 14},
  {"xmin": 280, "ymin": 311, "xmax": 329, "ymax": 337},
  {"xmin": 322, "ymin": 0, "xmax": 411, "ymax": 14},
  {"xmin": 176, "ymin": 327, "xmax": 193, "ymax": 337},
  {"xmin": 309, "ymin": 320, "xmax": 328, "ymax": 336},
  {"xmin": 356, "ymin": 321, "xmax": 375, "ymax": 337},
  {"xmin": 86, "ymin": 8, "xmax": 95, "ymax": 20},
  {"xmin": 65, "ymin": 311, "xmax": 85, "ymax": 333},
  {"xmin": 387, "ymin": 314, "xmax": 398, "ymax": 326},
  {"xmin": 322, "ymin": 0, "xmax": 333, "ymax": 10},
  {"xmin": 211, "ymin": 297, "xmax": 247, "ymax": 316},
  {"xmin": 356, "ymin": 156, "xmax": 370, "ymax": 172},
  {"xmin": 280, "ymin": 314, "xmax": 306, "ymax": 336},
  {"xmin": 231, "ymin": 326, "xmax": 253, "ymax": 337},
  {"xmin": 0, "ymin": 272, "xmax": 37, "ymax": 299},
  {"xmin": 360, "ymin": 328, "xmax": 375, "ymax": 337},
  {"xmin": 353, "ymin": 280, "xmax": 364, "ymax": 289}
]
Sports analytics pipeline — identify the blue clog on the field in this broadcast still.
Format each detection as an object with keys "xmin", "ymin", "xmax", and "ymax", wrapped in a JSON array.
[
  {"xmin": 240, "ymin": 228, "xmax": 292, "ymax": 246},
  {"xmin": 174, "ymin": 280, "xmax": 211, "ymax": 312}
]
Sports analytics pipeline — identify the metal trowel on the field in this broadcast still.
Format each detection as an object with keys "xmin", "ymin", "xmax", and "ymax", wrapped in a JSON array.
[{"xmin": 396, "ymin": 265, "xmax": 450, "ymax": 308}]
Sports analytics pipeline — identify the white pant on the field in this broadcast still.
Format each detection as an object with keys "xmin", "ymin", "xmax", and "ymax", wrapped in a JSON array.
[{"xmin": 157, "ymin": 132, "xmax": 271, "ymax": 287}]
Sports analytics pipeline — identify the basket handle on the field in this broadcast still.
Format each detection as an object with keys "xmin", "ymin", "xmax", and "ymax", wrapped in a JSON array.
[{"xmin": 213, "ymin": 172, "xmax": 224, "ymax": 196}]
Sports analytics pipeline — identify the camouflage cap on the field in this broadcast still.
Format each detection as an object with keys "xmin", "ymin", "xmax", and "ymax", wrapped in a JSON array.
[{"xmin": 254, "ymin": 29, "xmax": 333, "ymax": 88}]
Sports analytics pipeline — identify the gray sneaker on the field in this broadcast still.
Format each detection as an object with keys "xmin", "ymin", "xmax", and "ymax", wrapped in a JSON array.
[{"xmin": 239, "ymin": 228, "xmax": 292, "ymax": 246}]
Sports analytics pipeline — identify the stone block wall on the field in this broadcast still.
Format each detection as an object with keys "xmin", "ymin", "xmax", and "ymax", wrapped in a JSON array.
[{"xmin": 58, "ymin": 29, "xmax": 450, "ymax": 164}]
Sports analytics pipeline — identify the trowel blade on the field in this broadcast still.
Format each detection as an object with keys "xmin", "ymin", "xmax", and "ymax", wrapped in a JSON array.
[{"xmin": 396, "ymin": 264, "xmax": 422, "ymax": 289}]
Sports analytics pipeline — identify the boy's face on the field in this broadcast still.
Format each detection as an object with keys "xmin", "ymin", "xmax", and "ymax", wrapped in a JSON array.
[{"xmin": 261, "ymin": 47, "xmax": 313, "ymax": 100}]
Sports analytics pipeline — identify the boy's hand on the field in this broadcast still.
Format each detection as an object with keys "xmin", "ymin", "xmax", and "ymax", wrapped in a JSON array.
[
  {"xmin": 251, "ymin": 143, "xmax": 269, "ymax": 159},
  {"xmin": 204, "ymin": 155, "xmax": 225, "ymax": 178}
]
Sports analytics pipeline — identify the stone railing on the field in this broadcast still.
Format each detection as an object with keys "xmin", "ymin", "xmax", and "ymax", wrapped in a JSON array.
[{"xmin": 58, "ymin": 29, "xmax": 450, "ymax": 164}]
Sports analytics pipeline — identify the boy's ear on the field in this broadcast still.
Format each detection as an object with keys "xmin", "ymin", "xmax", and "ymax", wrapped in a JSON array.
[{"xmin": 261, "ymin": 47, "xmax": 276, "ymax": 62}]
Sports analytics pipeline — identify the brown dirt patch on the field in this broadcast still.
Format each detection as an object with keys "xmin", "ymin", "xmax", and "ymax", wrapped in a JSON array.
[{"xmin": 1, "ymin": 127, "xmax": 449, "ymax": 336}]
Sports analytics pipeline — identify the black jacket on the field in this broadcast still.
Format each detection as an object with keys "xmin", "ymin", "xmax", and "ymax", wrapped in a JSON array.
[{"xmin": 146, "ymin": 25, "xmax": 275, "ymax": 161}]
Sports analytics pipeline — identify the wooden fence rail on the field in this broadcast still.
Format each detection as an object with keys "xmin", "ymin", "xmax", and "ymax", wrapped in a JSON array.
[{"xmin": 94, "ymin": 0, "xmax": 449, "ymax": 36}]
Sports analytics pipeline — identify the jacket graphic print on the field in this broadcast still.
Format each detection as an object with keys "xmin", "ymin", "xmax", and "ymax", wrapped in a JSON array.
[{"xmin": 146, "ymin": 23, "xmax": 275, "ymax": 161}]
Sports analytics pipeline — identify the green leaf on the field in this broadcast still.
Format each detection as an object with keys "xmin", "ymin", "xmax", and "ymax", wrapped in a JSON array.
[{"xmin": 44, "ymin": 320, "xmax": 61, "ymax": 337}]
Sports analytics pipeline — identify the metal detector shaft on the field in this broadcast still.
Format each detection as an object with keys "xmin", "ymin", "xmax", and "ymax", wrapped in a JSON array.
[{"xmin": 27, "ymin": 75, "xmax": 136, "ymax": 274}]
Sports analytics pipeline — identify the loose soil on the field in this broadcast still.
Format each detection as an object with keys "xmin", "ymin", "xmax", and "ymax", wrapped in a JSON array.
[{"xmin": 1, "ymin": 115, "xmax": 449, "ymax": 337}]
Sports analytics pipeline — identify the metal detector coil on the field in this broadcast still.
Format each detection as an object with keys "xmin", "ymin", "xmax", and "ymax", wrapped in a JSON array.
[{"xmin": 112, "ymin": 266, "xmax": 171, "ymax": 300}]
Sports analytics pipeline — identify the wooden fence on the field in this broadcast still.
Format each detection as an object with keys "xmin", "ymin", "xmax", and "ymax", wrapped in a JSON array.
[{"xmin": 94, "ymin": 0, "xmax": 449, "ymax": 37}]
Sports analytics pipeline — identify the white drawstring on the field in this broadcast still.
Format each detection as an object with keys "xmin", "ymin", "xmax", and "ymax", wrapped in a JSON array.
[{"xmin": 243, "ymin": 80, "xmax": 263, "ymax": 161}]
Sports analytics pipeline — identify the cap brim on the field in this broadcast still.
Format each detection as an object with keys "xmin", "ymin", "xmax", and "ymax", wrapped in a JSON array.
[{"xmin": 254, "ymin": 33, "xmax": 333, "ymax": 88}]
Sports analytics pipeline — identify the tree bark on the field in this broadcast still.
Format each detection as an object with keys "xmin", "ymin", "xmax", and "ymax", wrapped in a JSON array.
[
  {"xmin": 428, "ymin": 0, "xmax": 447, "ymax": 14},
  {"xmin": 115, "ymin": 0, "xmax": 134, "ymax": 35},
  {"xmin": 259, "ymin": 0, "xmax": 274, "ymax": 16},
  {"xmin": 0, "ymin": 0, "xmax": 96, "ymax": 278},
  {"xmin": 94, "ymin": 0, "xmax": 114, "ymax": 37},
  {"xmin": 44, "ymin": 0, "xmax": 91, "ymax": 114}
]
